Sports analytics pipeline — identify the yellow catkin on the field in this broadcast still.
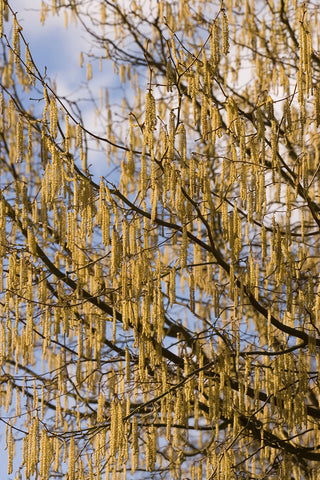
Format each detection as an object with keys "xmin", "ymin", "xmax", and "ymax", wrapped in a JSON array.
[
  {"xmin": 7, "ymin": 424, "xmax": 13, "ymax": 474},
  {"xmin": 15, "ymin": 115, "xmax": 24, "ymax": 162},
  {"xmin": 30, "ymin": 414, "xmax": 39, "ymax": 475},
  {"xmin": 75, "ymin": 122, "xmax": 82, "ymax": 149},
  {"xmin": 86, "ymin": 62, "xmax": 92, "ymax": 81},
  {"xmin": 168, "ymin": 109, "xmax": 176, "ymax": 161},
  {"xmin": 201, "ymin": 93, "xmax": 208, "ymax": 139},
  {"xmin": 97, "ymin": 392, "xmax": 105, "ymax": 422},
  {"xmin": 0, "ymin": 0, "xmax": 3, "ymax": 38},
  {"xmin": 50, "ymin": 97, "xmax": 58, "ymax": 138},
  {"xmin": 100, "ymin": 2, "xmax": 106, "ymax": 24},
  {"xmin": 221, "ymin": 10, "xmax": 230, "ymax": 55},
  {"xmin": 40, "ymin": 429, "xmax": 52, "ymax": 480},
  {"xmin": 64, "ymin": 114, "xmax": 70, "ymax": 152},
  {"xmin": 79, "ymin": 51, "xmax": 84, "ymax": 68},
  {"xmin": 64, "ymin": 10, "xmax": 68, "ymax": 28},
  {"xmin": 68, "ymin": 437, "xmax": 75, "ymax": 480},
  {"xmin": 131, "ymin": 416, "xmax": 139, "ymax": 473},
  {"xmin": 145, "ymin": 90, "xmax": 157, "ymax": 133},
  {"xmin": 177, "ymin": 123, "xmax": 186, "ymax": 164},
  {"xmin": 211, "ymin": 19, "xmax": 220, "ymax": 67},
  {"xmin": 27, "ymin": 228, "xmax": 37, "ymax": 257},
  {"xmin": 12, "ymin": 17, "xmax": 21, "ymax": 65}
]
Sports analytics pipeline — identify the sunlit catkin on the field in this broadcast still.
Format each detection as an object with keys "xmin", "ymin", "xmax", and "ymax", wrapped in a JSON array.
[
  {"xmin": 211, "ymin": 19, "xmax": 220, "ymax": 67},
  {"xmin": 0, "ymin": 0, "xmax": 3, "ymax": 38},
  {"xmin": 86, "ymin": 62, "xmax": 92, "ymax": 81},
  {"xmin": 177, "ymin": 123, "xmax": 186, "ymax": 164},
  {"xmin": 201, "ymin": 93, "xmax": 208, "ymax": 139},
  {"xmin": 145, "ymin": 90, "xmax": 157, "ymax": 133},
  {"xmin": 7, "ymin": 425, "xmax": 13, "ymax": 474},
  {"xmin": 221, "ymin": 11, "xmax": 230, "ymax": 55},
  {"xmin": 68, "ymin": 437, "xmax": 75, "ymax": 480},
  {"xmin": 49, "ymin": 96, "xmax": 58, "ymax": 139},
  {"xmin": 15, "ymin": 115, "xmax": 23, "ymax": 162},
  {"xmin": 40, "ymin": 429, "xmax": 52, "ymax": 480}
]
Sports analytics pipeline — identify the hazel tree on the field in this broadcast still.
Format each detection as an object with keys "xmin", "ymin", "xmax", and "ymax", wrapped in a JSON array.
[{"xmin": 0, "ymin": 0, "xmax": 320, "ymax": 478}]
